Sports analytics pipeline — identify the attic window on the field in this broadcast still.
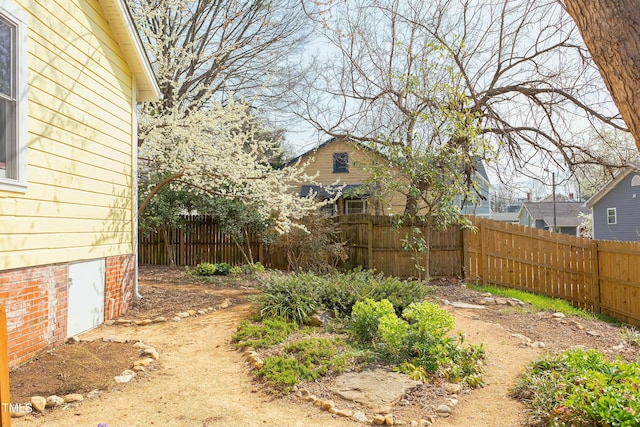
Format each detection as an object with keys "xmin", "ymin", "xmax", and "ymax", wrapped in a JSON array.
[
  {"xmin": 631, "ymin": 175, "xmax": 640, "ymax": 186},
  {"xmin": 333, "ymin": 152, "xmax": 349, "ymax": 173}
]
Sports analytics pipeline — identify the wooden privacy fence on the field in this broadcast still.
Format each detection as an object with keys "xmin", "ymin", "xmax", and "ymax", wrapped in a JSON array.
[
  {"xmin": 138, "ymin": 214, "xmax": 640, "ymax": 327},
  {"xmin": 139, "ymin": 215, "xmax": 266, "ymax": 267},
  {"xmin": 335, "ymin": 214, "xmax": 463, "ymax": 278},
  {"xmin": 465, "ymin": 217, "xmax": 640, "ymax": 327},
  {"xmin": 1, "ymin": 304, "xmax": 10, "ymax": 426}
]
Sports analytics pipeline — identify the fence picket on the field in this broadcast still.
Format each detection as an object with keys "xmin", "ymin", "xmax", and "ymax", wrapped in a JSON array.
[{"xmin": 139, "ymin": 214, "xmax": 640, "ymax": 326}]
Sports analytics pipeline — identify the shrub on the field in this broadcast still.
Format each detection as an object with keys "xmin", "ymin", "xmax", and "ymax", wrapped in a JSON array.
[
  {"xmin": 512, "ymin": 349, "xmax": 640, "ymax": 427},
  {"xmin": 231, "ymin": 317, "xmax": 298, "ymax": 349},
  {"xmin": 318, "ymin": 269, "xmax": 431, "ymax": 318},
  {"xmin": 253, "ymin": 272, "xmax": 322, "ymax": 324},
  {"xmin": 257, "ymin": 337, "xmax": 349, "ymax": 393},
  {"xmin": 195, "ymin": 262, "xmax": 217, "ymax": 276},
  {"xmin": 350, "ymin": 298, "xmax": 396, "ymax": 344},
  {"xmin": 214, "ymin": 262, "xmax": 231, "ymax": 275},
  {"xmin": 349, "ymin": 299, "xmax": 484, "ymax": 386}
]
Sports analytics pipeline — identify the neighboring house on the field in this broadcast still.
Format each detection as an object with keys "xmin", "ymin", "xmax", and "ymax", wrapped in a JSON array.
[
  {"xmin": 491, "ymin": 212, "xmax": 520, "ymax": 224},
  {"xmin": 289, "ymin": 137, "xmax": 490, "ymax": 216},
  {"xmin": 0, "ymin": 0, "xmax": 160, "ymax": 367},
  {"xmin": 518, "ymin": 201, "xmax": 590, "ymax": 236},
  {"xmin": 453, "ymin": 159, "xmax": 492, "ymax": 218},
  {"xmin": 585, "ymin": 162, "xmax": 640, "ymax": 242}
]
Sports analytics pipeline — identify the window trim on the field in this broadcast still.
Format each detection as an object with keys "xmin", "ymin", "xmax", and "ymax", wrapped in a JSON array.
[
  {"xmin": 332, "ymin": 152, "xmax": 349, "ymax": 173},
  {"xmin": 606, "ymin": 207, "xmax": 617, "ymax": 225},
  {"xmin": 0, "ymin": 1, "xmax": 28, "ymax": 193},
  {"xmin": 345, "ymin": 199, "xmax": 367, "ymax": 215}
]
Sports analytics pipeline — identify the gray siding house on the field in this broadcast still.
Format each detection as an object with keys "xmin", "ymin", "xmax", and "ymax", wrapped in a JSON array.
[
  {"xmin": 454, "ymin": 159, "xmax": 492, "ymax": 218},
  {"xmin": 518, "ymin": 201, "xmax": 590, "ymax": 236},
  {"xmin": 585, "ymin": 162, "xmax": 640, "ymax": 242}
]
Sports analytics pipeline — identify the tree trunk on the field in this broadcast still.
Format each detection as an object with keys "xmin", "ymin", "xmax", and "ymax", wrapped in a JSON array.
[{"xmin": 564, "ymin": 0, "xmax": 640, "ymax": 151}]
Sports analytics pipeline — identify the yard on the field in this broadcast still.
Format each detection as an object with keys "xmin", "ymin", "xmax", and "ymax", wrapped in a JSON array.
[{"xmin": 8, "ymin": 266, "xmax": 639, "ymax": 427}]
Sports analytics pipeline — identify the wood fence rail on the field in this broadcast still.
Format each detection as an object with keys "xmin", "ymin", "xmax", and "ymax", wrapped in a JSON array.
[{"xmin": 138, "ymin": 214, "xmax": 640, "ymax": 327}]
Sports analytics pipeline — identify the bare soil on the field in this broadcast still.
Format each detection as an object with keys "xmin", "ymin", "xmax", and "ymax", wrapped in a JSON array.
[{"xmin": 9, "ymin": 267, "xmax": 640, "ymax": 427}]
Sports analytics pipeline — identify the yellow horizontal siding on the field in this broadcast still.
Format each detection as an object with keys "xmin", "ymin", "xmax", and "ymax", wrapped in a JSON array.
[
  {"xmin": 295, "ymin": 139, "xmax": 407, "ymax": 214},
  {"xmin": 0, "ymin": 198, "xmax": 130, "ymax": 219},
  {"xmin": 0, "ymin": 217, "xmax": 129, "ymax": 235},
  {"xmin": 0, "ymin": 0, "xmax": 137, "ymax": 269},
  {"xmin": 28, "ymin": 0, "xmax": 132, "ymax": 96},
  {"xmin": 1, "ymin": 244, "xmax": 132, "ymax": 271}
]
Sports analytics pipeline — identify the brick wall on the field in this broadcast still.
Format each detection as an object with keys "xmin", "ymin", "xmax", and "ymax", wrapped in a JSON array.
[
  {"xmin": 104, "ymin": 254, "xmax": 135, "ymax": 321},
  {"xmin": 0, "ymin": 265, "xmax": 67, "ymax": 367},
  {"xmin": 0, "ymin": 254, "xmax": 135, "ymax": 367}
]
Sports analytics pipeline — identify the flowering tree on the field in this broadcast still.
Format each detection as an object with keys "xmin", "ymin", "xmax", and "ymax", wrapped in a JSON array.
[
  {"xmin": 138, "ymin": 100, "xmax": 321, "ymax": 234},
  {"xmin": 129, "ymin": 0, "xmax": 321, "ymax": 233}
]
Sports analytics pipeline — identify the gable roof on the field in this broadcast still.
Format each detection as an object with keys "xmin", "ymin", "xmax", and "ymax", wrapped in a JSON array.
[
  {"xmin": 288, "ymin": 137, "xmax": 490, "ymax": 186},
  {"xmin": 585, "ymin": 162, "xmax": 640, "ymax": 208},
  {"xmin": 98, "ymin": 0, "xmax": 161, "ymax": 102},
  {"xmin": 520, "ymin": 201, "xmax": 590, "ymax": 227}
]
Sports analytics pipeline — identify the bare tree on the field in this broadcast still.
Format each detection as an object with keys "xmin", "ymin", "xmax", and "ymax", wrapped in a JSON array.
[
  {"xmin": 572, "ymin": 129, "xmax": 639, "ymax": 200},
  {"xmin": 295, "ymin": 0, "xmax": 628, "ymax": 189},
  {"xmin": 562, "ymin": 0, "xmax": 640, "ymax": 151},
  {"xmin": 130, "ymin": 0, "xmax": 311, "ymax": 116}
]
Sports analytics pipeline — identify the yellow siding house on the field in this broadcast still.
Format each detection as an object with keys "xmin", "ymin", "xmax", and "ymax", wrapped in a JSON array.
[
  {"xmin": 0, "ymin": 0, "xmax": 160, "ymax": 366},
  {"xmin": 290, "ymin": 138, "xmax": 407, "ymax": 215}
]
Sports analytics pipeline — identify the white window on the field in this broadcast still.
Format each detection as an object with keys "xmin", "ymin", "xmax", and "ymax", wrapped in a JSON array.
[
  {"xmin": 631, "ymin": 175, "xmax": 640, "ymax": 187},
  {"xmin": 0, "ymin": 2, "xmax": 27, "ymax": 192},
  {"xmin": 607, "ymin": 208, "xmax": 617, "ymax": 225},
  {"xmin": 345, "ymin": 199, "xmax": 367, "ymax": 214}
]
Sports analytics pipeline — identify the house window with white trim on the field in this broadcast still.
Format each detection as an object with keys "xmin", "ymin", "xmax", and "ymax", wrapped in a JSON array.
[
  {"xmin": 345, "ymin": 199, "xmax": 367, "ymax": 214},
  {"xmin": 607, "ymin": 208, "xmax": 617, "ymax": 225},
  {"xmin": 0, "ymin": 3, "xmax": 27, "ymax": 192}
]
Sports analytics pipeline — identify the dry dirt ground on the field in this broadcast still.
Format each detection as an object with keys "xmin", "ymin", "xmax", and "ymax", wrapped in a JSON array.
[{"xmin": 9, "ymin": 266, "xmax": 640, "ymax": 427}]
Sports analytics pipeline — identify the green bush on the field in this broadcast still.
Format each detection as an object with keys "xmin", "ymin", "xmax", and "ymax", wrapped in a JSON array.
[
  {"xmin": 256, "ymin": 337, "xmax": 349, "ymax": 393},
  {"xmin": 214, "ymin": 262, "xmax": 231, "ymax": 275},
  {"xmin": 512, "ymin": 349, "xmax": 640, "ymax": 427},
  {"xmin": 348, "ymin": 299, "xmax": 484, "ymax": 385},
  {"xmin": 316, "ymin": 269, "xmax": 431, "ymax": 318},
  {"xmin": 350, "ymin": 298, "xmax": 397, "ymax": 344},
  {"xmin": 195, "ymin": 262, "xmax": 217, "ymax": 276},
  {"xmin": 231, "ymin": 317, "xmax": 298, "ymax": 349},
  {"xmin": 254, "ymin": 272, "xmax": 322, "ymax": 323}
]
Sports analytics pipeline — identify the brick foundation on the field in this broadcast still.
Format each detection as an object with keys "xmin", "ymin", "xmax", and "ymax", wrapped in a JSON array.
[
  {"xmin": 104, "ymin": 254, "xmax": 135, "ymax": 321},
  {"xmin": 0, "ymin": 254, "xmax": 135, "ymax": 367}
]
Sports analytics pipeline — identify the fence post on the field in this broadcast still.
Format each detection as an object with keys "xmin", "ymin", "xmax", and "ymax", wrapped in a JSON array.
[
  {"xmin": 590, "ymin": 241, "xmax": 601, "ymax": 314},
  {"xmin": 480, "ymin": 219, "xmax": 487, "ymax": 285},
  {"xmin": 367, "ymin": 216, "xmax": 374, "ymax": 270},
  {"xmin": 461, "ymin": 224, "xmax": 468, "ymax": 279},
  {"xmin": 0, "ymin": 304, "xmax": 11, "ymax": 427}
]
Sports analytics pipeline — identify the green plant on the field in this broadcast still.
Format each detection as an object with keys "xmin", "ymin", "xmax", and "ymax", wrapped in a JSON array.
[
  {"xmin": 512, "ymin": 349, "xmax": 640, "ymax": 427},
  {"xmin": 231, "ymin": 317, "xmax": 298, "ymax": 349},
  {"xmin": 230, "ymin": 266, "xmax": 243, "ymax": 275},
  {"xmin": 348, "ymin": 299, "xmax": 484, "ymax": 386},
  {"xmin": 253, "ymin": 272, "xmax": 321, "ymax": 324},
  {"xmin": 349, "ymin": 298, "xmax": 396, "ymax": 344},
  {"xmin": 393, "ymin": 362, "xmax": 428, "ymax": 382},
  {"xmin": 622, "ymin": 326, "xmax": 640, "ymax": 347},
  {"xmin": 257, "ymin": 337, "xmax": 349, "ymax": 393},
  {"xmin": 194, "ymin": 262, "xmax": 217, "ymax": 276},
  {"xmin": 214, "ymin": 262, "xmax": 232, "ymax": 275}
]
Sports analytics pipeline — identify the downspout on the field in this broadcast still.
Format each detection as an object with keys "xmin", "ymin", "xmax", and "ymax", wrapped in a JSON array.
[{"xmin": 132, "ymin": 77, "xmax": 143, "ymax": 300}]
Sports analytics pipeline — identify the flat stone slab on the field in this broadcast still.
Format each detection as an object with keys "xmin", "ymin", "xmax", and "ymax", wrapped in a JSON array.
[
  {"xmin": 330, "ymin": 368, "xmax": 422, "ymax": 411},
  {"xmin": 445, "ymin": 301, "xmax": 487, "ymax": 309}
]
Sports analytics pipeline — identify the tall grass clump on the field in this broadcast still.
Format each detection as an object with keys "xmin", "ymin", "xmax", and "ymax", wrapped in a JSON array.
[{"xmin": 255, "ymin": 269, "xmax": 432, "ymax": 324}]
